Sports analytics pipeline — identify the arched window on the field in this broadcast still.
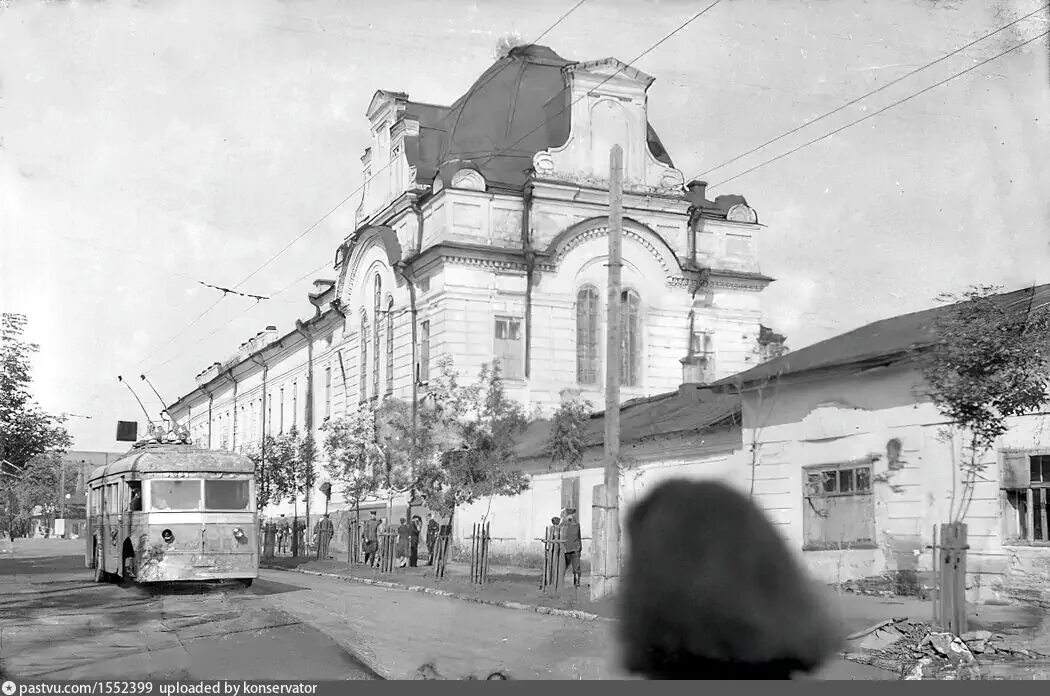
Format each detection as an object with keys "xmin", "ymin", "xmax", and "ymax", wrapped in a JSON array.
[
  {"xmin": 620, "ymin": 289, "xmax": 641, "ymax": 387},
  {"xmin": 576, "ymin": 285, "xmax": 601, "ymax": 385},
  {"xmin": 385, "ymin": 297, "xmax": 394, "ymax": 395},
  {"xmin": 373, "ymin": 274, "xmax": 382, "ymax": 400},
  {"xmin": 359, "ymin": 309, "xmax": 369, "ymax": 403}
]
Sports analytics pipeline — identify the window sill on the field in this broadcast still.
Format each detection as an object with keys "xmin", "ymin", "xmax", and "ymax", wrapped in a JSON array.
[
  {"xmin": 802, "ymin": 542, "xmax": 879, "ymax": 552},
  {"xmin": 1001, "ymin": 541, "xmax": 1050, "ymax": 548}
]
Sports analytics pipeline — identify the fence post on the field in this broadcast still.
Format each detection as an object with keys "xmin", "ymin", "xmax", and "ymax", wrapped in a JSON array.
[
  {"xmin": 938, "ymin": 522, "xmax": 969, "ymax": 635},
  {"xmin": 482, "ymin": 522, "xmax": 490, "ymax": 584}
]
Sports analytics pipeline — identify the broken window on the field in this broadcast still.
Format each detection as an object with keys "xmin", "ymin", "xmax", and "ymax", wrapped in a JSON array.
[
  {"xmin": 802, "ymin": 462, "xmax": 875, "ymax": 550},
  {"xmin": 1001, "ymin": 451, "xmax": 1050, "ymax": 544}
]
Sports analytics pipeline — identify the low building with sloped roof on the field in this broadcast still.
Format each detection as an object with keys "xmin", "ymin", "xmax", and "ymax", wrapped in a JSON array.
[{"xmin": 709, "ymin": 283, "xmax": 1050, "ymax": 606}]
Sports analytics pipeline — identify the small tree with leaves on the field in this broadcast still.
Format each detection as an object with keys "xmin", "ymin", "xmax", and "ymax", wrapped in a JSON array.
[
  {"xmin": 323, "ymin": 405, "xmax": 386, "ymax": 523},
  {"xmin": 921, "ymin": 284, "xmax": 1050, "ymax": 522},
  {"xmin": 547, "ymin": 397, "xmax": 592, "ymax": 472},
  {"xmin": 418, "ymin": 360, "xmax": 531, "ymax": 528}
]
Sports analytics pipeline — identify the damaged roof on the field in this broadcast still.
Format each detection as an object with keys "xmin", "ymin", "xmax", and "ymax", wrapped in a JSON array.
[
  {"xmin": 414, "ymin": 44, "xmax": 674, "ymax": 192},
  {"xmin": 513, "ymin": 384, "xmax": 740, "ymax": 461},
  {"xmin": 710, "ymin": 282, "xmax": 1050, "ymax": 391}
]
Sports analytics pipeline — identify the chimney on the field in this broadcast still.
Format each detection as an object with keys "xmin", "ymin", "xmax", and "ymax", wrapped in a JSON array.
[{"xmin": 685, "ymin": 180, "xmax": 710, "ymax": 208}]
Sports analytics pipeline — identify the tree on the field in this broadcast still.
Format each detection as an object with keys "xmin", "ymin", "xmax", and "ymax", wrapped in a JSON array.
[
  {"xmin": 322, "ymin": 405, "xmax": 386, "ymax": 521},
  {"xmin": 493, "ymin": 32, "xmax": 525, "ymax": 60},
  {"xmin": 547, "ymin": 397, "xmax": 592, "ymax": 472},
  {"xmin": 921, "ymin": 284, "xmax": 1050, "ymax": 522},
  {"xmin": 419, "ymin": 360, "xmax": 531, "ymax": 527},
  {"xmin": 1, "ymin": 314, "xmax": 71, "ymax": 534}
]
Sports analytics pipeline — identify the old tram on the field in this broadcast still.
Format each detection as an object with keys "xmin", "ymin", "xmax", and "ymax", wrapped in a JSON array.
[{"xmin": 85, "ymin": 427, "xmax": 259, "ymax": 586}]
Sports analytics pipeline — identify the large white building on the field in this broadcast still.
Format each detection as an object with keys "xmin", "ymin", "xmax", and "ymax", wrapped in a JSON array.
[{"xmin": 168, "ymin": 44, "xmax": 781, "ymax": 525}]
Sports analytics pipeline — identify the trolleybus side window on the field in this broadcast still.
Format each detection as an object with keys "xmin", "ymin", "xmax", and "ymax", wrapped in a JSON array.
[
  {"xmin": 106, "ymin": 483, "xmax": 119, "ymax": 513},
  {"xmin": 149, "ymin": 479, "xmax": 202, "ymax": 511},
  {"xmin": 204, "ymin": 479, "xmax": 251, "ymax": 511},
  {"xmin": 127, "ymin": 481, "xmax": 143, "ymax": 512}
]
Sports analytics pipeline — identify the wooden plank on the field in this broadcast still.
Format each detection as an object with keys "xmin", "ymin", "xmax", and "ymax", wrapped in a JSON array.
[
  {"xmin": 1027, "ymin": 488, "xmax": 1036, "ymax": 543},
  {"xmin": 953, "ymin": 523, "xmax": 968, "ymax": 635},
  {"xmin": 1040, "ymin": 488, "xmax": 1049, "ymax": 543}
]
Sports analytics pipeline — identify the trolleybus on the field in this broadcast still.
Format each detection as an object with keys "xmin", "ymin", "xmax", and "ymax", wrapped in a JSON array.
[{"xmin": 86, "ymin": 428, "xmax": 258, "ymax": 586}]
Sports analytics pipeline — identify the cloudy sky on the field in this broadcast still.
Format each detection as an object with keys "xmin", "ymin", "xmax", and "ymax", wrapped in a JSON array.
[{"xmin": 2, "ymin": 0, "xmax": 1048, "ymax": 451}]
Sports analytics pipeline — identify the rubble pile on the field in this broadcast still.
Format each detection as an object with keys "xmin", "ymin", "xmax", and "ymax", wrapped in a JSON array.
[{"xmin": 842, "ymin": 618, "xmax": 1048, "ymax": 679}]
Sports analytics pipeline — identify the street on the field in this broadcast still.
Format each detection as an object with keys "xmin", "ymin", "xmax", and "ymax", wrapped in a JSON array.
[{"xmin": 0, "ymin": 540, "xmax": 379, "ymax": 680}]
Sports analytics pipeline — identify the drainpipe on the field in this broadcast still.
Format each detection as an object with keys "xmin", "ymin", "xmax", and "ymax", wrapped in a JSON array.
[
  {"xmin": 522, "ymin": 181, "xmax": 536, "ymax": 380},
  {"xmin": 202, "ymin": 386, "xmax": 214, "ymax": 449},
  {"xmin": 687, "ymin": 205, "xmax": 700, "ymax": 268},
  {"xmin": 294, "ymin": 319, "xmax": 316, "ymax": 536}
]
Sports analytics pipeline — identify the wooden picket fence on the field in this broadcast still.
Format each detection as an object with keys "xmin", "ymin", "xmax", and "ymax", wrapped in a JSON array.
[
  {"xmin": 347, "ymin": 519, "xmax": 362, "ymax": 565},
  {"xmin": 433, "ymin": 528, "xmax": 452, "ymax": 579},
  {"xmin": 539, "ymin": 525, "xmax": 565, "ymax": 592},
  {"xmin": 469, "ymin": 522, "xmax": 491, "ymax": 585},
  {"xmin": 932, "ymin": 522, "xmax": 969, "ymax": 635}
]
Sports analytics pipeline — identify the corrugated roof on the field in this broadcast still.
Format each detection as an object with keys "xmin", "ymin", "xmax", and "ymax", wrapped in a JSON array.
[
  {"xmin": 711, "ymin": 283, "xmax": 1050, "ymax": 390},
  {"xmin": 513, "ymin": 385, "xmax": 740, "ymax": 461}
]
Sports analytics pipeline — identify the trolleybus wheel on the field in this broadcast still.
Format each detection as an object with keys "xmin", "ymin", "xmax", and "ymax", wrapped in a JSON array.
[
  {"xmin": 121, "ymin": 551, "xmax": 137, "ymax": 584},
  {"xmin": 239, "ymin": 578, "xmax": 254, "ymax": 588}
]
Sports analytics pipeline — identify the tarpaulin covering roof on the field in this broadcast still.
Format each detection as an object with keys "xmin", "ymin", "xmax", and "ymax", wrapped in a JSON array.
[
  {"xmin": 710, "ymin": 283, "xmax": 1050, "ymax": 390},
  {"xmin": 421, "ymin": 44, "xmax": 674, "ymax": 191},
  {"xmin": 513, "ymin": 384, "xmax": 740, "ymax": 461}
]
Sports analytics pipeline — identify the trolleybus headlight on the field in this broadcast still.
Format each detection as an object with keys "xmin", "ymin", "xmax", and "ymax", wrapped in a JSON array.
[
  {"xmin": 233, "ymin": 528, "xmax": 246, "ymax": 542},
  {"xmin": 161, "ymin": 529, "xmax": 175, "ymax": 544}
]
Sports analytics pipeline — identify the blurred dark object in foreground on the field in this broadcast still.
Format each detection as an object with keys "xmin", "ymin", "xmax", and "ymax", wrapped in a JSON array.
[
  {"xmin": 411, "ymin": 662, "xmax": 510, "ymax": 680},
  {"xmin": 619, "ymin": 479, "xmax": 843, "ymax": 680}
]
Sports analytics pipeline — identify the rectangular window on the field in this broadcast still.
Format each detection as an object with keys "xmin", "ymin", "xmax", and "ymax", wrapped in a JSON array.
[
  {"xmin": 279, "ymin": 388, "xmax": 285, "ymax": 434},
  {"xmin": 418, "ymin": 320, "xmax": 431, "ymax": 383},
  {"xmin": 149, "ymin": 479, "xmax": 202, "ymax": 511},
  {"xmin": 325, "ymin": 367, "xmax": 332, "ymax": 419},
  {"xmin": 802, "ymin": 462, "xmax": 875, "ymax": 550},
  {"xmin": 359, "ymin": 326, "xmax": 369, "ymax": 403},
  {"xmin": 204, "ymin": 479, "xmax": 251, "ymax": 511},
  {"xmin": 1001, "ymin": 451, "xmax": 1050, "ymax": 544},
  {"xmin": 494, "ymin": 316, "xmax": 524, "ymax": 380}
]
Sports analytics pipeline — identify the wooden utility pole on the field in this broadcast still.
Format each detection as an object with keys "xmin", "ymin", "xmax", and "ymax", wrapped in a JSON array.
[{"xmin": 591, "ymin": 145, "xmax": 624, "ymax": 601}]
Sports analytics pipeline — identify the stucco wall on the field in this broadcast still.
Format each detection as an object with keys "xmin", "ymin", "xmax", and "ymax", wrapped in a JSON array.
[{"xmin": 743, "ymin": 361, "xmax": 1050, "ymax": 604}]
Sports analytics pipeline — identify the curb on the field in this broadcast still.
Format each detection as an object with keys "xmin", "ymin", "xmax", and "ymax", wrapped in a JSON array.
[{"xmin": 261, "ymin": 564, "xmax": 610, "ymax": 623}]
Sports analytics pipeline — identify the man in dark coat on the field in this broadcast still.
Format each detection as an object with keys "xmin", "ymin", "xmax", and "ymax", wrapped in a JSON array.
[
  {"xmin": 362, "ymin": 510, "xmax": 380, "ymax": 567},
  {"xmin": 314, "ymin": 513, "xmax": 335, "ymax": 559},
  {"xmin": 425, "ymin": 513, "xmax": 439, "ymax": 565},
  {"xmin": 560, "ymin": 509, "xmax": 583, "ymax": 587},
  {"xmin": 618, "ymin": 479, "xmax": 842, "ymax": 680},
  {"xmin": 409, "ymin": 515, "xmax": 422, "ymax": 567}
]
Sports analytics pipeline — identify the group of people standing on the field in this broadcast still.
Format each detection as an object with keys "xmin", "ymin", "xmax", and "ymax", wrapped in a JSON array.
[
  {"xmin": 360, "ymin": 509, "xmax": 443, "ymax": 569},
  {"xmin": 549, "ymin": 508, "xmax": 583, "ymax": 587}
]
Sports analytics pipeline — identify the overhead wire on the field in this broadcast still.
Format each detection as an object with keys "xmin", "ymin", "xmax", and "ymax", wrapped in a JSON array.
[
  {"xmin": 138, "ymin": 0, "xmax": 592, "ymax": 377},
  {"xmin": 691, "ymin": 2, "xmax": 1050, "ymax": 180},
  {"xmin": 708, "ymin": 28, "xmax": 1049, "ymax": 190}
]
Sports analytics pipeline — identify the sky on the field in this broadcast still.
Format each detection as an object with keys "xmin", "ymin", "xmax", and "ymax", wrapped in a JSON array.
[{"xmin": 1, "ymin": 0, "xmax": 1048, "ymax": 452}]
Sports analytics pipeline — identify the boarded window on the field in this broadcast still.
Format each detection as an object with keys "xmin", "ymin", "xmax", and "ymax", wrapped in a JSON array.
[
  {"xmin": 418, "ymin": 320, "xmax": 430, "ymax": 383},
  {"xmin": 204, "ymin": 480, "xmax": 251, "ymax": 511},
  {"xmin": 494, "ymin": 316, "xmax": 524, "ymax": 380},
  {"xmin": 620, "ymin": 289, "xmax": 641, "ymax": 387},
  {"xmin": 1001, "ymin": 451, "xmax": 1050, "ymax": 544},
  {"xmin": 576, "ymin": 286, "xmax": 600, "ymax": 385},
  {"xmin": 802, "ymin": 462, "xmax": 875, "ymax": 550},
  {"xmin": 561, "ymin": 477, "xmax": 580, "ymax": 513},
  {"xmin": 150, "ymin": 480, "xmax": 202, "ymax": 511}
]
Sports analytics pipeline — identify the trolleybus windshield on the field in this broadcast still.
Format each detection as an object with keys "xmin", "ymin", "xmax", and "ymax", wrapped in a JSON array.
[
  {"xmin": 204, "ymin": 479, "xmax": 251, "ymax": 511},
  {"xmin": 150, "ymin": 479, "xmax": 202, "ymax": 511}
]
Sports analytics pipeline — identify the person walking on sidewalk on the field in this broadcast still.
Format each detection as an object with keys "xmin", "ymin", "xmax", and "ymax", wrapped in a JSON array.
[
  {"xmin": 377, "ymin": 517, "xmax": 389, "ymax": 567},
  {"xmin": 314, "ymin": 513, "xmax": 335, "ymax": 559},
  {"xmin": 560, "ymin": 509, "xmax": 582, "ymax": 588},
  {"xmin": 409, "ymin": 515, "xmax": 422, "ymax": 567},
  {"xmin": 425, "ymin": 513, "xmax": 439, "ymax": 565},
  {"xmin": 277, "ymin": 515, "xmax": 290, "ymax": 555},
  {"xmin": 362, "ymin": 510, "xmax": 380, "ymax": 567},
  {"xmin": 396, "ymin": 517, "xmax": 411, "ymax": 568}
]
